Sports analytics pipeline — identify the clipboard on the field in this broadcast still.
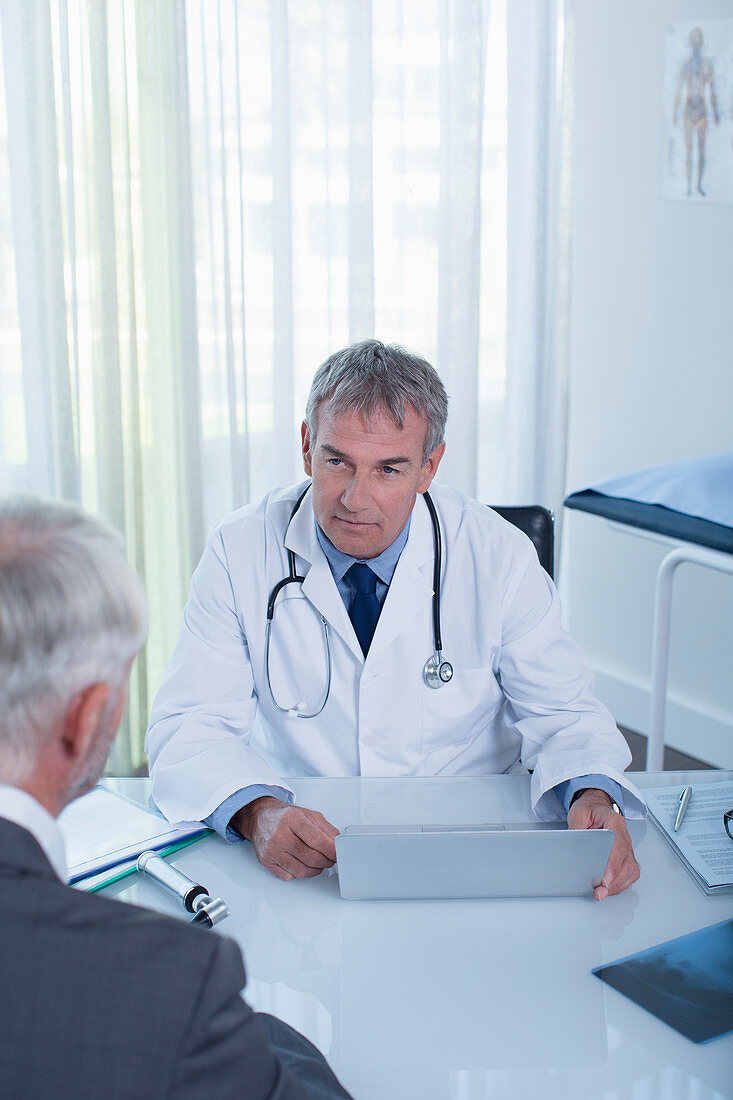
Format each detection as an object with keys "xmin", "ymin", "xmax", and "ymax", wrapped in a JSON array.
[
  {"xmin": 643, "ymin": 780, "xmax": 733, "ymax": 895},
  {"xmin": 58, "ymin": 784, "xmax": 209, "ymax": 885}
]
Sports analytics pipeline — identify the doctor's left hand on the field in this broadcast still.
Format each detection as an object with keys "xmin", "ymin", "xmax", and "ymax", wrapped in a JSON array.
[
  {"xmin": 232, "ymin": 797, "xmax": 339, "ymax": 881},
  {"xmin": 567, "ymin": 789, "xmax": 640, "ymax": 902}
]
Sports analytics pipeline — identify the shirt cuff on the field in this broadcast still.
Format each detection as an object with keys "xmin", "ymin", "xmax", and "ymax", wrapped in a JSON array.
[
  {"xmin": 554, "ymin": 775, "xmax": 626, "ymax": 817},
  {"xmin": 202, "ymin": 785, "xmax": 294, "ymax": 843}
]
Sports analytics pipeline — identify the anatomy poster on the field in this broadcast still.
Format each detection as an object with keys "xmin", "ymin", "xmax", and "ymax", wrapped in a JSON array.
[{"xmin": 662, "ymin": 21, "xmax": 733, "ymax": 203}]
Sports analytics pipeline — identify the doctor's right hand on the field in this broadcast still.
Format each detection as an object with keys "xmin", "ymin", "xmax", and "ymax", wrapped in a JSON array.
[{"xmin": 231, "ymin": 797, "xmax": 339, "ymax": 881}]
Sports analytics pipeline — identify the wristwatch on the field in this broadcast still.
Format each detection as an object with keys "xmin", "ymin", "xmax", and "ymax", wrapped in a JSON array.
[{"xmin": 569, "ymin": 788, "xmax": 624, "ymax": 816}]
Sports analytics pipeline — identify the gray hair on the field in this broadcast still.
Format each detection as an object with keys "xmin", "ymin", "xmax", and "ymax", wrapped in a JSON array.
[
  {"xmin": 0, "ymin": 496, "xmax": 147, "ymax": 783},
  {"xmin": 305, "ymin": 340, "xmax": 449, "ymax": 463}
]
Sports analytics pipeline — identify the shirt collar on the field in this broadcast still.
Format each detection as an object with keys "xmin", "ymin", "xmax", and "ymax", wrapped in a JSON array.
[
  {"xmin": 315, "ymin": 516, "xmax": 412, "ymax": 586},
  {"xmin": 0, "ymin": 783, "xmax": 68, "ymax": 882}
]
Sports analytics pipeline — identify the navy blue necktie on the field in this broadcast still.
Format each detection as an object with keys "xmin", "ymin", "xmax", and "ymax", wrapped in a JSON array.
[{"xmin": 346, "ymin": 563, "xmax": 381, "ymax": 657}]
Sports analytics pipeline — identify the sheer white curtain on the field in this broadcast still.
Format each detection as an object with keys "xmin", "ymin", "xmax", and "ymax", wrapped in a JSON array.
[
  {"xmin": 505, "ymin": 0, "xmax": 571, "ymax": 519},
  {"xmin": 0, "ymin": 0, "xmax": 569, "ymax": 773}
]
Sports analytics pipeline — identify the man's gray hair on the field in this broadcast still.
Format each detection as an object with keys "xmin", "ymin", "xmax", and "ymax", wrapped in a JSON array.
[
  {"xmin": 305, "ymin": 340, "xmax": 449, "ymax": 463},
  {"xmin": 0, "ymin": 496, "xmax": 147, "ymax": 784}
]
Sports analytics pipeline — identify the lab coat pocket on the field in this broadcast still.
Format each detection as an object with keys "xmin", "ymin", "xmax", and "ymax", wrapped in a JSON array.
[{"xmin": 420, "ymin": 667, "xmax": 501, "ymax": 760}]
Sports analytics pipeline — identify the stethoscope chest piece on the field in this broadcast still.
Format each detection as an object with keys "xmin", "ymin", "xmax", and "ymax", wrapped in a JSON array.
[{"xmin": 423, "ymin": 652, "xmax": 454, "ymax": 689}]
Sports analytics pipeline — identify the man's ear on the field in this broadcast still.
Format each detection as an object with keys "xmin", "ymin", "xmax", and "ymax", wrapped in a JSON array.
[
  {"xmin": 60, "ymin": 683, "xmax": 113, "ymax": 764},
  {"xmin": 417, "ymin": 441, "xmax": 446, "ymax": 494},
  {"xmin": 301, "ymin": 420, "xmax": 314, "ymax": 476}
]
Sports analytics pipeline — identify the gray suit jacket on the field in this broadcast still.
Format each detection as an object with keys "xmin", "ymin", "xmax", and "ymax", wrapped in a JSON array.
[{"xmin": 0, "ymin": 818, "xmax": 349, "ymax": 1099}]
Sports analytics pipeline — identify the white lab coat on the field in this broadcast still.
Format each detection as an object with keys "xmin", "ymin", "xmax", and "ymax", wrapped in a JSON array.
[{"xmin": 146, "ymin": 482, "xmax": 645, "ymax": 823}]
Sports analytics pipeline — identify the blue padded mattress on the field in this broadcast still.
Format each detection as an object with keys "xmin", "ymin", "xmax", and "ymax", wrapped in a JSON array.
[{"xmin": 565, "ymin": 453, "xmax": 733, "ymax": 555}]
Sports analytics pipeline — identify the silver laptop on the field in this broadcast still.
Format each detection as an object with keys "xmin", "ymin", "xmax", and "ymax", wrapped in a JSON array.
[{"xmin": 335, "ymin": 823, "xmax": 614, "ymax": 900}]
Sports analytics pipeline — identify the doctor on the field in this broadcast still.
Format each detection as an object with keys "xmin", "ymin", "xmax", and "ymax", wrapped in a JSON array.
[{"xmin": 147, "ymin": 340, "xmax": 644, "ymax": 899}]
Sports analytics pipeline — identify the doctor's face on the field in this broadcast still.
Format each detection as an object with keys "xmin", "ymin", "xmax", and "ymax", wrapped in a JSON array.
[{"xmin": 302, "ymin": 405, "xmax": 445, "ymax": 559}]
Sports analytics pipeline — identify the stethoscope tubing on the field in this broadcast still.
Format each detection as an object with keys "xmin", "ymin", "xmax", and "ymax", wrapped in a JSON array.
[
  {"xmin": 266, "ymin": 485, "xmax": 311, "ymax": 621},
  {"xmin": 423, "ymin": 489, "xmax": 444, "ymax": 655},
  {"xmin": 265, "ymin": 483, "xmax": 449, "ymax": 716}
]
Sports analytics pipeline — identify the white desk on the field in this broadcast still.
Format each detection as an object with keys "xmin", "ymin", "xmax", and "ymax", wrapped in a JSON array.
[{"xmin": 102, "ymin": 773, "xmax": 733, "ymax": 1100}]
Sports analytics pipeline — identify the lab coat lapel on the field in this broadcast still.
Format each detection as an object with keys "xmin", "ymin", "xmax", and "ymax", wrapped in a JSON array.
[
  {"xmin": 366, "ymin": 492, "xmax": 434, "ymax": 663},
  {"xmin": 284, "ymin": 489, "xmax": 363, "ymax": 661}
]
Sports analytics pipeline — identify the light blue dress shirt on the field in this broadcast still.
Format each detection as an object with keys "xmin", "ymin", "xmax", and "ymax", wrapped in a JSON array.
[
  {"xmin": 204, "ymin": 516, "xmax": 623, "ymax": 841},
  {"xmin": 314, "ymin": 515, "xmax": 411, "ymax": 608}
]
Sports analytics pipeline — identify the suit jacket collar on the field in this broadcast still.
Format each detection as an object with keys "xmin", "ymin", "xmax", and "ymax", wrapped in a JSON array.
[
  {"xmin": 0, "ymin": 783, "xmax": 67, "ymax": 880},
  {"xmin": 284, "ymin": 487, "xmax": 435, "ymax": 664},
  {"xmin": 0, "ymin": 816, "xmax": 61, "ymax": 882}
]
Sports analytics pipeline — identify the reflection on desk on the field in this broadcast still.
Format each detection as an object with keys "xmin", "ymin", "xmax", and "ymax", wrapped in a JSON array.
[
  {"xmin": 340, "ymin": 903, "xmax": 606, "ymax": 1069},
  {"xmin": 102, "ymin": 773, "xmax": 733, "ymax": 1100}
]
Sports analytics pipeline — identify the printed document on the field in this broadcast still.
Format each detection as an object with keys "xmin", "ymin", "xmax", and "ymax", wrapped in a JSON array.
[{"xmin": 644, "ymin": 780, "xmax": 733, "ymax": 891}]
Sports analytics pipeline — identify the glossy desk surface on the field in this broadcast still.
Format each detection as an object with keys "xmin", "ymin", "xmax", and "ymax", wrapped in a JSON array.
[{"xmin": 103, "ymin": 772, "xmax": 733, "ymax": 1100}]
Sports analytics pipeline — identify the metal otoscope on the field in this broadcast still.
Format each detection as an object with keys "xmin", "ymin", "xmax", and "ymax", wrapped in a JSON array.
[{"xmin": 136, "ymin": 851, "xmax": 229, "ymax": 928}]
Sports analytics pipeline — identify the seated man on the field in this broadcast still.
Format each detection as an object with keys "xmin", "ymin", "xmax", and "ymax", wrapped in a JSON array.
[
  {"xmin": 0, "ymin": 496, "xmax": 351, "ymax": 1100},
  {"xmin": 147, "ymin": 340, "xmax": 645, "ymax": 898}
]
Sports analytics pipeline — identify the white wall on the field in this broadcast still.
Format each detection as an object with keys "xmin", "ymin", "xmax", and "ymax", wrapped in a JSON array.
[{"xmin": 562, "ymin": 0, "xmax": 733, "ymax": 767}]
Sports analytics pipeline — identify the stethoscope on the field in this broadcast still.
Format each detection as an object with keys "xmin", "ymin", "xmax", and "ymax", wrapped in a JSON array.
[{"xmin": 264, "ymin": 484, "xmax": 453, "ymax": 718}]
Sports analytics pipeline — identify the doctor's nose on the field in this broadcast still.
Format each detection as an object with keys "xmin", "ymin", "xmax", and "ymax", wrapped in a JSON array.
[{"xmin": 340, "ymin": 475, "xmax": 371, "ymax": 513}]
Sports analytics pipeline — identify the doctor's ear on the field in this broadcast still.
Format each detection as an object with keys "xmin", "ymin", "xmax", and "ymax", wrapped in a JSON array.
[
  {"xmin": 301, "ymin": 421, "xmax": 313, "ymax": 475},
  {"xmin": 417, "ymin": 441, "xmax": 446, "ymax": 493}
]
